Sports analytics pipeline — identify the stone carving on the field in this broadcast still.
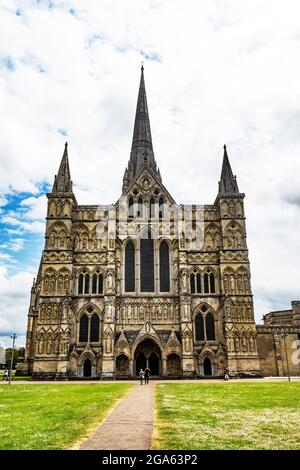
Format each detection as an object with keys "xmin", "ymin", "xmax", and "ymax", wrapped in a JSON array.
[
  {"xmin": 180, "ymin": 297, "xmax": 191, "ymax": 321},
  {"xmin": 106, "ymin": 269, "xmax": 115, "ymax": 291},
  {"xmin": 220, "ymin": 251, "xmax": 248, "ymax": 263},
  {"xmin": 223, "ymin": 267, "xmax": 251, "ymax": 295},
  {"xmin": 39, "ymin": 300, "xmax": 63, "ymax": 323},
  {"xmin": 188, "ymin": 252, "xmax": 218, "ymax": 264},
  {"xmin": 183, "ymin": 330, "xmax": 192, "ymax": 352},
  {"xmin": 116, "ymin": 298, "xmax": 180, "ymax": 324},
  {"xmin": 36, "ymin": 327, "xmax": 70, "ymax": 356},
  {"xmin": 42, "ymin": 268, "xmax": 71, "ymax": 295},
  {"xmin": 220, "ymin": 200, "xmax": 243, "ymax": 219},
  {"xmin": 43, "ymin": 251, "xmax": 72, "ymax": 263},
  {"xmin": 48, "ymin": 222, "xmax": 69, "ymax": 249},
  {"xmin": 74, "ymin": 253, "xmax": 107, "ymax": 264},
  {"xmin": 104, "ymin": 328, "xmax": 114, "ymax": 354},
  {"xmin": 224, "ymin": 221, "xmax": 244, "ymax": 249},
  {"xmin": 105, "ymin": 298, "xmax": 115, "ymax": 322},
  {"xmin": 180, "ymin": 269, "xmax": 188, "ymax": 291}
]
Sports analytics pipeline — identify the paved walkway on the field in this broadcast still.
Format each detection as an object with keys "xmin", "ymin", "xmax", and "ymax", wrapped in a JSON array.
[{"xmin": 79, "ymin": 382, "xmax": 153, "ymax": 450}]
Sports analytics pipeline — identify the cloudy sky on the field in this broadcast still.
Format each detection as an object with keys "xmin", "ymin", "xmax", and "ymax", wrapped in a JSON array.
[{"xmin": 1, "ymin": 0, "xmax": 300, "ymax": 348}]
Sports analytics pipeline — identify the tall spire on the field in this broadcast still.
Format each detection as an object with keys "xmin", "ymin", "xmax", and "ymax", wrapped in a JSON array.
[
  {"xmin": 218, "ymin": 145, "xmax": 239, "ymax": 195},
  {"xmin": 52, "ymin": 142, "xmax": 73, "ymax": 193},
  {"xmin": 123, "ymin": 65, "xmax": 160, "ymax": 191}
]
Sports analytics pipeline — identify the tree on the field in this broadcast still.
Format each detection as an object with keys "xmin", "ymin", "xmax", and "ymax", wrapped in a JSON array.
[{"xmin": 5, "ymin": 348, "xmax": 21, "ymax": 369}]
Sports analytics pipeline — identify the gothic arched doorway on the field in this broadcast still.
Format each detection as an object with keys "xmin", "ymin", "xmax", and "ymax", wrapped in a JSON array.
[
  {"xmin": 135, "ymin": 353, "xmax": 146, "ymax": 374},
  {"xmin": 83, "ymin": 358, "xmax": 92, "ymax": 377},
  {"xmin": 167, "ymin": 353, "xmax": 181, "ymax": 375},
  {"xmin": 149, "ymin": 352, "xmax": 159, "ymax": 375},
  {"xmin": 116, "ymin": 354, "xmax": 130, "ymax": 377},
  {"xmin": 203, "ymin": 357, "xmax": 212, "ymax": 376},
  {"xmin": 134, "ymin": 339, "xmax": 161, "ymax": 376}
]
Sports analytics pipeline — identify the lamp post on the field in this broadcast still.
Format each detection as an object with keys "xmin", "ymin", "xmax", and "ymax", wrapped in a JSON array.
[
  {"xmin": 281, "ymin": 332, "xmax": 291, "ymax": 382},
  {"xmin": 8, "ymin": 334, "xmax": 17, "ymax": 385}
]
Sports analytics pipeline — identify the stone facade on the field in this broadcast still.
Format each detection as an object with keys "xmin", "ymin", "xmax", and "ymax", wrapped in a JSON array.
[
  {"xmin": 17, "ymin": 67, "xmax": 300, "ymax": 379},
  {"xmin": 257, "ymin": 302, "xmax": 300, "ymax": 377}
]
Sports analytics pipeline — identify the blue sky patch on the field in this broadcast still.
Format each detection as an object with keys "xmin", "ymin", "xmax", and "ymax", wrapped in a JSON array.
[
  {"xmin": 0, "ymin": 187, "xmax": 49, "ymax": 276},
  {"xmin": 1, "ymin": 57, "xmax": 15, "ymax": 71},
  {"xmin": 58, "ymin": 128, "xmax": 68, "ymax": 137},
  {"xmin": 140, "ymin": 51, "xmax": 161, "ymax": 63}
]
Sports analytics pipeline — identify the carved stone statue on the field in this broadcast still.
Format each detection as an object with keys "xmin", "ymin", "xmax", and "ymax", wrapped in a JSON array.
[{"xmin": 181, "ymin": 270, "xmax": 188, "ymax": 291}]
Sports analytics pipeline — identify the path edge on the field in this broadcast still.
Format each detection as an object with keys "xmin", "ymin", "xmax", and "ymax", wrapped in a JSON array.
[{"xmin": 70, "ymin": 384, "xmax": 136, "ymax": 450}]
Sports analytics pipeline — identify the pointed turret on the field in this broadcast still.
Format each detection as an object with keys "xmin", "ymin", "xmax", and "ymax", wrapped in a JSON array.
[
  {"xmin": 52, "ymin": 142, "xmax": 73, "ymax": 193},
  {"xmin": 123, "ymin": 66, "xmax": 161, "ymax": 191},
  {"xmin": 218, "ymin": 145, "xmax": 239, "ymax": 195}
]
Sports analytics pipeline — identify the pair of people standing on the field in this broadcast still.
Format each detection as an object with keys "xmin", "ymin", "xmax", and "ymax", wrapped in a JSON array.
[{"xmin": 139, "ymin": 368, "xmax": 150, "ymax": 385}]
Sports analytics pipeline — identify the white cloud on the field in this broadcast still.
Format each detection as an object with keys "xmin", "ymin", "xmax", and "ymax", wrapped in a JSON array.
[
  {"xmin": 0, "ymin": 197, "xmax": 8, "ymax": 206},
  {"xmin": 0, "ymin": 0, "xmax": 300, "ymax": 340},
  {"xmin": 1, "ymin": 215, "xmax": 45, "ymax": 234},
  {"xmin": 0, "ymin": 253, "xmax": 12, "ymax": 261},
  {"xmin": 0, "ymin": 265, "xmax": 34, "ymax": 338},
  {"xmin": 1, "ymin": 195, "xmax": 46, "ymax": 235},
  {"xmin": 0, "ymin": 237, "xmax": 25, "ymax": 252}
]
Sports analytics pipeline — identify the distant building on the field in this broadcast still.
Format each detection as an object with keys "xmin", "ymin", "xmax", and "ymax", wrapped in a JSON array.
[
  {"xmin": 0, "ymin": 346, "xmax": 5, "ymax": 366},
  {"xmin": 17, "ymin": 67, "xmax": 300, "ymax": 379},
  {"xmin": 257, "ymin": 301, "xmax": 300, "ymax": 376}
]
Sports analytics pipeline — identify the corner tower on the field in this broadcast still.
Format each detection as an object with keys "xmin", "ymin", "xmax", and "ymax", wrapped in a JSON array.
[
  {"xmin": 32, "ymin": 143, "xmax": 77, "ymax": 379},
  {"xmin": 216, "ymin": 145, "xmax": 261, "ymax": 376}
]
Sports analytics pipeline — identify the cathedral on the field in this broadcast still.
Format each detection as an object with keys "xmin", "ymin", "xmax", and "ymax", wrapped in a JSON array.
[{"xmin": 17, "ymin": 67, "xmax": 300, "ymax": 379}]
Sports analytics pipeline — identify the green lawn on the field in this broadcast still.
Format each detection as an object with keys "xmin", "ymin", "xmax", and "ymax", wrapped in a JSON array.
[
  {"xmin": 0, "ymin": 383, "xmax": 132, "ymax": 450},
  {"xmin": 152, "ymin": 382, "xmax": 300, "ymax": 450}
]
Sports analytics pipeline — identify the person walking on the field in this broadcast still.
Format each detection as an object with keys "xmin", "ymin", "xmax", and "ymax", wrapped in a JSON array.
[
  {"xmin": 2, "ymin": 368, "xmax": 9, "ymax": 382},
  {"xmin": 224, "ymin": 367, "xmax": 229, "ymax": 381},
  {"xmin": 139, "ymin": 368, "xmax": 145, "ymax": 385},
  {"xmin": 144, "ymin": 367, "xmax": 150, "ymax": 384}
]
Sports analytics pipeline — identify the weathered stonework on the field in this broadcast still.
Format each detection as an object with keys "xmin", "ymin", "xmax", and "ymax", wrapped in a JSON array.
[
  {"xmin": 256, "ymin": 302, "xmax": 300, "ymax": 377},
  {"xmin": 17, "ymin": 67, "xmax": 299, "ymax": 379}
]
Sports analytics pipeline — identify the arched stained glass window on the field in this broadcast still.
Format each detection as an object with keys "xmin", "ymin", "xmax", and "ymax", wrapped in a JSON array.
[
  {"xmin": 92, "ymin": 274, "xmax": 97, "ymax": 294},
  {"xmin": 128, "ymin": 197, "xmax": 134, "ymax": 218},
  {"xmin": 90, "ymin": 314, "xmax": 100, "ymax": 342},
  {"xmin": 92, "ymin": 271, "xmax": 103, "ymax": 294},
  {"xmin": 84, "ymin": 274, "xmax": 90, "ymax": 294},
  {"xmin": 98, "ymin": 273, "xmax": 103, "ymax": 294},
  {"xmin": 137, "ymin": 198, "xmax": 143, "ymax": 218},
  {"xmin": 125, "ymin": 242, "xmax": 135, "ymax": 292},
  {"xmin": 204, "ymin": 272, "xmax": 209, "ymax": 293},
  {"xmin": 204, "ymin": 269, "xmax": 216, "ymax": 294},
  {"xmin": 78, "ymin": 274, "xmax": 84, "ymax": 294},
  {"xmin": 196, "ymin": 273, "xmax": 201, "ymax": 293},
  {"xmin": 210, "ymin": 273, "xmax": 215, "ymax": 293},
  {"xmin": 190, "ymin": 271, "xmax": 201, "ymax": 294},
  {"xmin": 205, "ymin": 312, "xmax": 215, "ymax": 340},
  {"xmin": 159, "ymin": 241, "xmax": 170, "ymax": 292},
  {"xmin": 159, "ymin": 197, "xmax": 164, "ymax": 219},
  {"xmin": 190, "ymin": 273, "xmax": 195, "ymax": 294},
  {"xmin": 195, "ymin": 313, "xmax": 205, "ymax": 341},
  {"xmin": 195, "ymin": 309, "xmax": 216, "ymax": 342},
  {"xmin": 140, "ymin": 232, "xmax": 154, "ymax": 292},
  {"xmin": 78, "ymin": 271, "xmax": 90, "ymax": 295},
  {"xmin": 149, "ymin": 198, "xmax": 155, "ymax": 219},
  {"xmin": 79, "ymin": 314, "xmax": 88, "ymax": 342}
]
